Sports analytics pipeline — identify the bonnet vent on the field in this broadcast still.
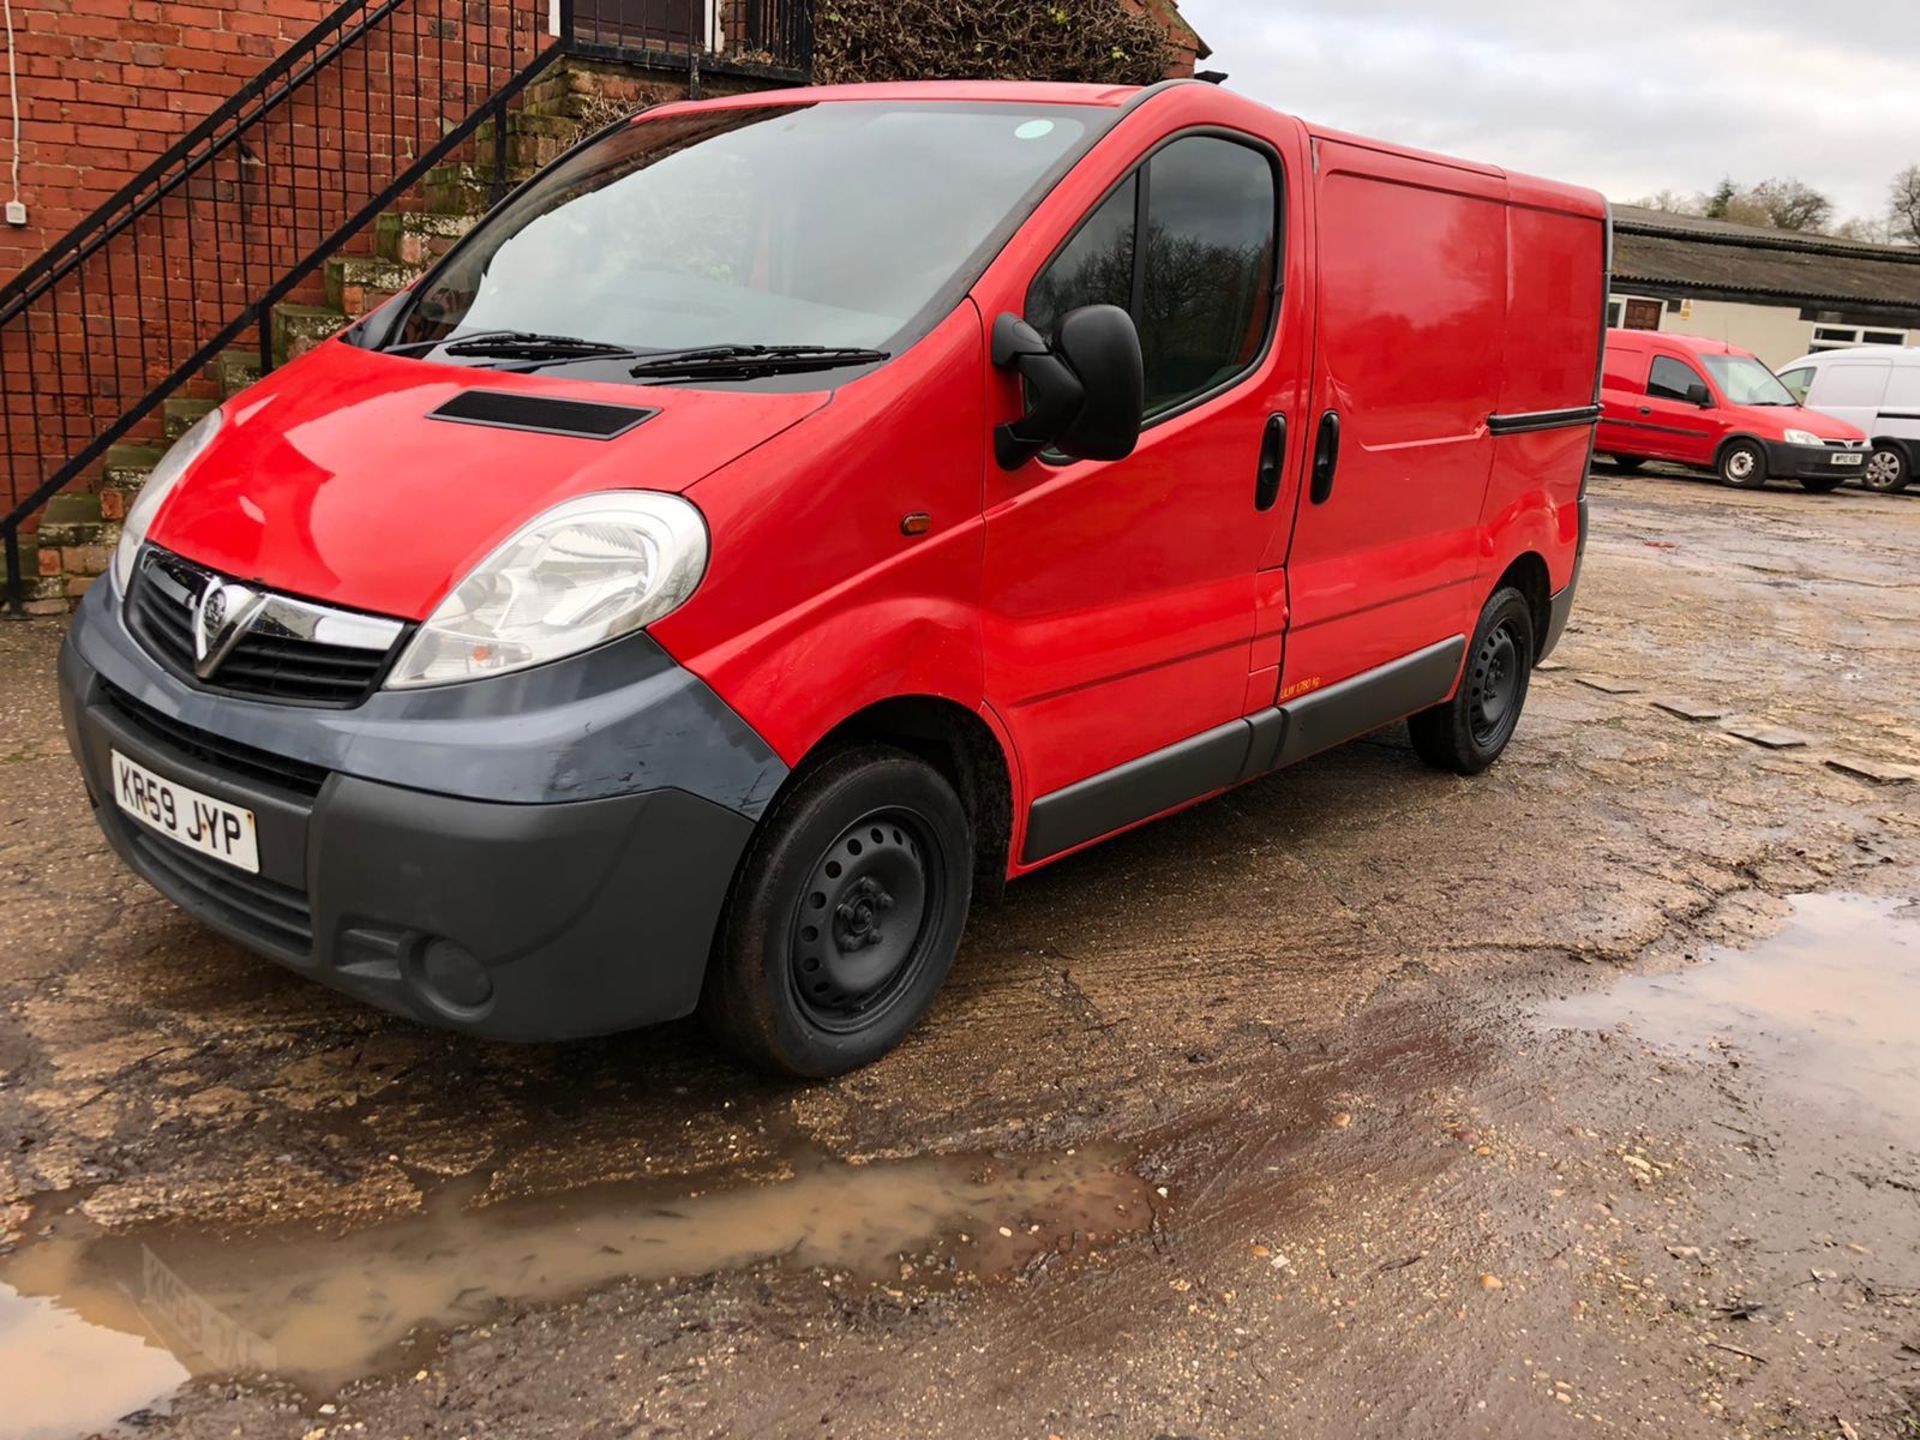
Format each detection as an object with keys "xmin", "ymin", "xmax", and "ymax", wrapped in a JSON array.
[{"xmin": 427, "ymin": 390, "xmax": 658, "ymax": 440}]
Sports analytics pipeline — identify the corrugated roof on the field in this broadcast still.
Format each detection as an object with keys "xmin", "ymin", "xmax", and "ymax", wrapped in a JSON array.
[{"xmin": 1610, "ymin": 204, "xmax": 1920, "ymax": 313}]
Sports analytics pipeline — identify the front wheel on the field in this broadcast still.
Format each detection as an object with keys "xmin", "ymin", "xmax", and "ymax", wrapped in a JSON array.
[
  {"xmin": 1863, "ymin": 442, "xmax": 1910, "ymax": 493},
  {"xmin": 1408, "ymin": 586, "xmax": 1535, "ymax": 776},
  {"xmin": 1718, "ymin": 439, "xmax": 1768, "ymax": 489},
  {"xmin": 700, "ymin": 745, "xmax": 973, "ymax": 1077}
]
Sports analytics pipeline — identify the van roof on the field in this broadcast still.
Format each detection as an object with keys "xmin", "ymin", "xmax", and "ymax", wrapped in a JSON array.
[
  {"xmin": 1606, "ymin": 328, "xmax": 1758, "ymax": 362},
  {"xmin": 1791, "ymin": 345, "xmax": 1920, "ymax": 365},
  {"xmin": 633, "ymin": 81, "xmax": 1609, "ymax": 220}
]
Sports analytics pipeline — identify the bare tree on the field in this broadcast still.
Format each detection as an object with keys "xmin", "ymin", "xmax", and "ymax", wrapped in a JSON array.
[
  {"xmin": 1629, "ymin": 189, "xmax": 1705, "ymax": 216},
  {"xmin": 1748, "ymin": 177, "xmax": 1835, "ymax": 232},
  {"xmin": 1890, "ymin": 164, "xmax": 1920, "ymax": 246}
]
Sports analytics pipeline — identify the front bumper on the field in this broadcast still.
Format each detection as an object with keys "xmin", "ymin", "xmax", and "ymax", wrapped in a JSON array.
[
  {"xmin": 59, "ymin": 585, "xmax": 788, "ymax": 1041},
  {"xmin": 1761, "ymin": 440, "xmax": 1867, "ymax": 481}
]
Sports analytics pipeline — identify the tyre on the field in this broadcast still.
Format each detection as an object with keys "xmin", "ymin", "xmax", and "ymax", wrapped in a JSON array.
[
  {"xmin": 1717, "ymin": 439, "xmax": 1768, "ymax": 488},
  {"xmin": 1798, "ymin": 475, "xmax": 1845, "ymax": 493},
  {"xmin": 1607, "ymin": 455, "xmax": 1646, "ymax": 473},
  {"xmin": 700, "ymin": 745, "xmax": 973, "ymax": 1077},
  {"xmin": 1409, "ymin": 585, "xmax": 1534, "ymax": 776},
  {"xmin": 1863, "ymin": 442, "xmax": 1910, "ymax": 494}
]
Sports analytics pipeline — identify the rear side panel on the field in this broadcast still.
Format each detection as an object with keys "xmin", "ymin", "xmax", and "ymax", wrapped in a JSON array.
[{"xmin": 1482, "ymin": 188, "xmax": 1609, "ymax": 594}]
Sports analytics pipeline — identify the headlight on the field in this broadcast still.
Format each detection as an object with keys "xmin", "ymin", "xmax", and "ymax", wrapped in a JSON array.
[
  {"xmin": 1783, "ymin": 429, "xmax": 1823, "ymax": 446},
  {"xmin": 385, "ymin": 491, "xmax": 707, "ymax": 689},
  {"xmin": 112, "ymin": 406, "xmax": 222, "ymax": 593}
]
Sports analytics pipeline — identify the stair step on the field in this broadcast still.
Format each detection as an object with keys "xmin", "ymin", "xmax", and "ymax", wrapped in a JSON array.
[
  {"xmin": 325, "ymin": 255, "xmax": 426, "ymax": 317},
  {"xmin": 163, "ymin": 396, "xmax": 220, "ymax": 440},
  {"xmin": 210, "ymin": 348, "xmax": 264, "ymax": 397},
  {"xmin": 424, "ymin": 163, "xmax": 532, "ymax": 216},
  {"xmin": 375, "ymin": 210, "xmax": 474, "ymax": 264},
  {"xmin": 38, "ymin": 491, "xmax": 112, "ymax": 547},
  {"xmin": 103, "ymin": 442, "xmax": 166, "ymax": 489},
  {"xmin": 272, "ymin": 303, "xmax": 347, "ymax": 363}
]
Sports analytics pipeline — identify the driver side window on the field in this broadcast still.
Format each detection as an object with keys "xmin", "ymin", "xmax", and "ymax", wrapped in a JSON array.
[
  {"xmin": 1027, "ymin": 135, "xmax": 1279, "ymax": 422},
  {"xmin": 1648, "ymin": 355, "xmax": 1706, "ymax": 402}
]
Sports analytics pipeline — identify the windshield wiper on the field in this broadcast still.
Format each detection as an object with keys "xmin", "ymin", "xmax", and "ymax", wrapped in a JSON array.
[
  {"xmin": 626, "ymin": 344, "xmax": 890, "ymax": 381},
  {"xmin": 381, "ymin": 329, "xmax": 639, "ymax": 359}
]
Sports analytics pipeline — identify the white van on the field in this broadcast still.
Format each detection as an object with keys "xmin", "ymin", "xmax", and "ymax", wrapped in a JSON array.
[{"xmin": 1775, "ymin": 347, "xmax": 1919, "ymax": 493}]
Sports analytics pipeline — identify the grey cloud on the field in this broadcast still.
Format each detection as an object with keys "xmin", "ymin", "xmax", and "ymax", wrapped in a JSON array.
[{"xmin": 1185, "ymin": 0, "xmax": 1920, "ymax": 221}]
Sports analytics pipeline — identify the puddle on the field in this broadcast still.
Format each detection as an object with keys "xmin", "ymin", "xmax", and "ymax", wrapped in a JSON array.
[
  {"xmin": 1541, "ymin": 893, "xmax": 1920, "ymax": 1133},
  {"xmin": 0, "ymin": 1147, "xmax": 1147, "ymax": 1435}
]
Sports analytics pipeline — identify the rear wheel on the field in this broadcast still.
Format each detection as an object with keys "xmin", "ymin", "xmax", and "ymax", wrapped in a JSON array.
[
  {"xmin": 1863, "ymin": 442, "xmax": 1910, "ymax": 493},
  {"xmin": 1718, "ymin": 439, "xmax": 1768, "ymax": 489},
  {"xmin": 1798, "ymin": 475, "xmax": 1845, "ymax": 493},
  {"xmin": 1409, "ymin": 586, "xmax": 1535, "ymax": 776},
  {"xmin": 700, "ymin": 745, "xmax": 972, "ymax": 1077}
]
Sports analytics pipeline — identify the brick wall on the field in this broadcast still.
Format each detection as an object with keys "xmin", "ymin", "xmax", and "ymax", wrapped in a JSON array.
[{"xmin": 0, "ymin": 0, "xmax": 339, "ymax": 280}]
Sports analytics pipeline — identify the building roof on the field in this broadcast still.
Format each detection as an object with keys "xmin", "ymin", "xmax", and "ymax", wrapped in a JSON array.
[{"xmin": 1610, "ymin": 203, "xmax": 1920, "ymax": 316}]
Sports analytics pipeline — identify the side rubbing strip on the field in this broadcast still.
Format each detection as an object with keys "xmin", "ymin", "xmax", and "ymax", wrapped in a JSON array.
[
  {"xmin": 1486, "ymin": 404, "xmax": 1602, "ymax": 436},
  {"xmin": 1022, "ymin": 718, "xmax": 1254, "ymax": 863},
  {"xmin": 1271, "ymin": 635, "xmax": 1466, "ymax": 768},
  {"xmin": 428, "ymin": 390, "xmax": 659, "ymax": 440},
  {"xmin": 1019, "ymin": 637, "xmax": 1468, "ymax": 864}
]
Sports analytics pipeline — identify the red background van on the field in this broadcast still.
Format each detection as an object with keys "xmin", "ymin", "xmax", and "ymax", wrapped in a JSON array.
[{"xmin": 1597, "ymin": 329, "xmax": 1867, "ymax": 489}]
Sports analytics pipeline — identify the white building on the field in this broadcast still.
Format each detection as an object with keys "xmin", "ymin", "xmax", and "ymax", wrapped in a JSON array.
[{"xmin": 1608, "ymin": 204, "xmax": 1920, "ymax": 370}]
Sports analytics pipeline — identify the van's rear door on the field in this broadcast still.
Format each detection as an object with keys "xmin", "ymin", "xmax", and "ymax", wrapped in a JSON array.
[{"xmin": 1279, "ymin": 135, "xmax": 1507, "ymax": 693}]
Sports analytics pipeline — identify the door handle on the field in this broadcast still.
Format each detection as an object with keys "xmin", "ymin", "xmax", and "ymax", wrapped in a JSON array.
[
  {"xmin": 1639, "ymin": 406, "xmax": 1653, "ymax": 415},
  {"xmin": 1255, "ymin": 413, "xmax": 1287, "ymax": 511},
  {"xmin": 1310, "ymin": 410, "xmax": 1341, "ymax": 505}
]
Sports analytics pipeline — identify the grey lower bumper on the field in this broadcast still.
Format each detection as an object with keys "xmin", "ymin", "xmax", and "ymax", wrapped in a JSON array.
[{"xmin": 59, "ymin": 586, "xmax": 788, "ymax": 1040}]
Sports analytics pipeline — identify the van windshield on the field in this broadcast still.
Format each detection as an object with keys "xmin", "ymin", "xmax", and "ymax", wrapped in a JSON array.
[
  {"xmin": 1701, "ymin": 354, "xmax": 1796, "ymax": 406},
  {"xmin": 391, "ymin": 101, "xmax": 1102, "ymax": 362}
]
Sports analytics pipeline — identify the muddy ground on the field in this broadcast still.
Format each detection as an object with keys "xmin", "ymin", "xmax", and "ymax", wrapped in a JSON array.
[{"xmin": 1, "ymin": 465, "xmax": 1918, "ymax": 1440}]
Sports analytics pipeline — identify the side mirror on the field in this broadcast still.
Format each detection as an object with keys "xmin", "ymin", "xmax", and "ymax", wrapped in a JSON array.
[
  {"xmin": 991, "ymin": 306, "xmax": 1145, "ymax": 469},
  {"xmin": 1685, "ymin": 382, "xmax": 1713, "ymax": 408}
]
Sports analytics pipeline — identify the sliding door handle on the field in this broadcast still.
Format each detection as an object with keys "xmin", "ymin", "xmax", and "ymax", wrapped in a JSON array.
[
  {"xmin": 1255, "ymin": 412, "xmax": 1287, "ymax": 511},
  {"xmin": 1310, "ymin": 410, "xmax": 1341, "ymax": 505}
]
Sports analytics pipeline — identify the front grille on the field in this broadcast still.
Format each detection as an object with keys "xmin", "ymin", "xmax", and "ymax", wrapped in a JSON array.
[
  {"xmin": 100, "ymin": 682, "xmax": 329, "ymax": 798},
  {"xmin": 124, "ymin": 825, "xmax": 313, "ymax": 955},
  {"xmin": 127, "ymin": 548, "xmax": 404, "ymax": 707},
  {"xmin": 1823, "ymin": 439, "xmax": 1868, "ymax": 450}
]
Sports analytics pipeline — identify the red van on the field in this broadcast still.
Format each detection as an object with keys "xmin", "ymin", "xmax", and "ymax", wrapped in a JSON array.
[
  {"xmin": 1597, "ymin": 329, "xmax": 1867, "ymax": 489},
  {"xmin": 59, "ymin": 81, "xmax": 1608, "ymax": 1074}
]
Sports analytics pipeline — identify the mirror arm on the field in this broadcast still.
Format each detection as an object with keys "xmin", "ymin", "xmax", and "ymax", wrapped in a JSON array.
[{"xmin": 991, "ymin": 313, "xmax": 1085, "ymax": 470}]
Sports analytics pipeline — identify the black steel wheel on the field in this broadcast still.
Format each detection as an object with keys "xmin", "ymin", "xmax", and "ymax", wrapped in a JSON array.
[
  {"xmin": 788, "ymin": 806, "xmax": 943, "ymax": 1033},
  {"xmin": 1409, "ymin": 585, "xmax": 1535, "ymax": 775},
  {"xmin": 701, "ymin": 745, "xmax": 972, "ymax": 1077},
  {"xmin": 1467, "ymin": 616, "xmax": 1523, "ymax": 750}
]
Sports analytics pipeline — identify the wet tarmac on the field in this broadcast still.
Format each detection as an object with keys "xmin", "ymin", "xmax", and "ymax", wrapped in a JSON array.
[{"xmin": 1, "ymin": 467, "xmax": 1918, "ymax": 1438}]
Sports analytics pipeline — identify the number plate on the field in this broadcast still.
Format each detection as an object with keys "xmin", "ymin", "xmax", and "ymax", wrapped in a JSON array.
[
  {"xmin": 1832, "ymin": 452, "xmax": 1864, "ymax": 466},
  {"xmin": 111, "ymin": 750, "xmax": 260, "ymax": 873}
]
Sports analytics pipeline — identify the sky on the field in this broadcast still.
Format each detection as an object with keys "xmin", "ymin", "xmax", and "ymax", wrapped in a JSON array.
[{"xmin": 1183, "ymin": 0, "xmax": 1920, "ymax": 223}]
